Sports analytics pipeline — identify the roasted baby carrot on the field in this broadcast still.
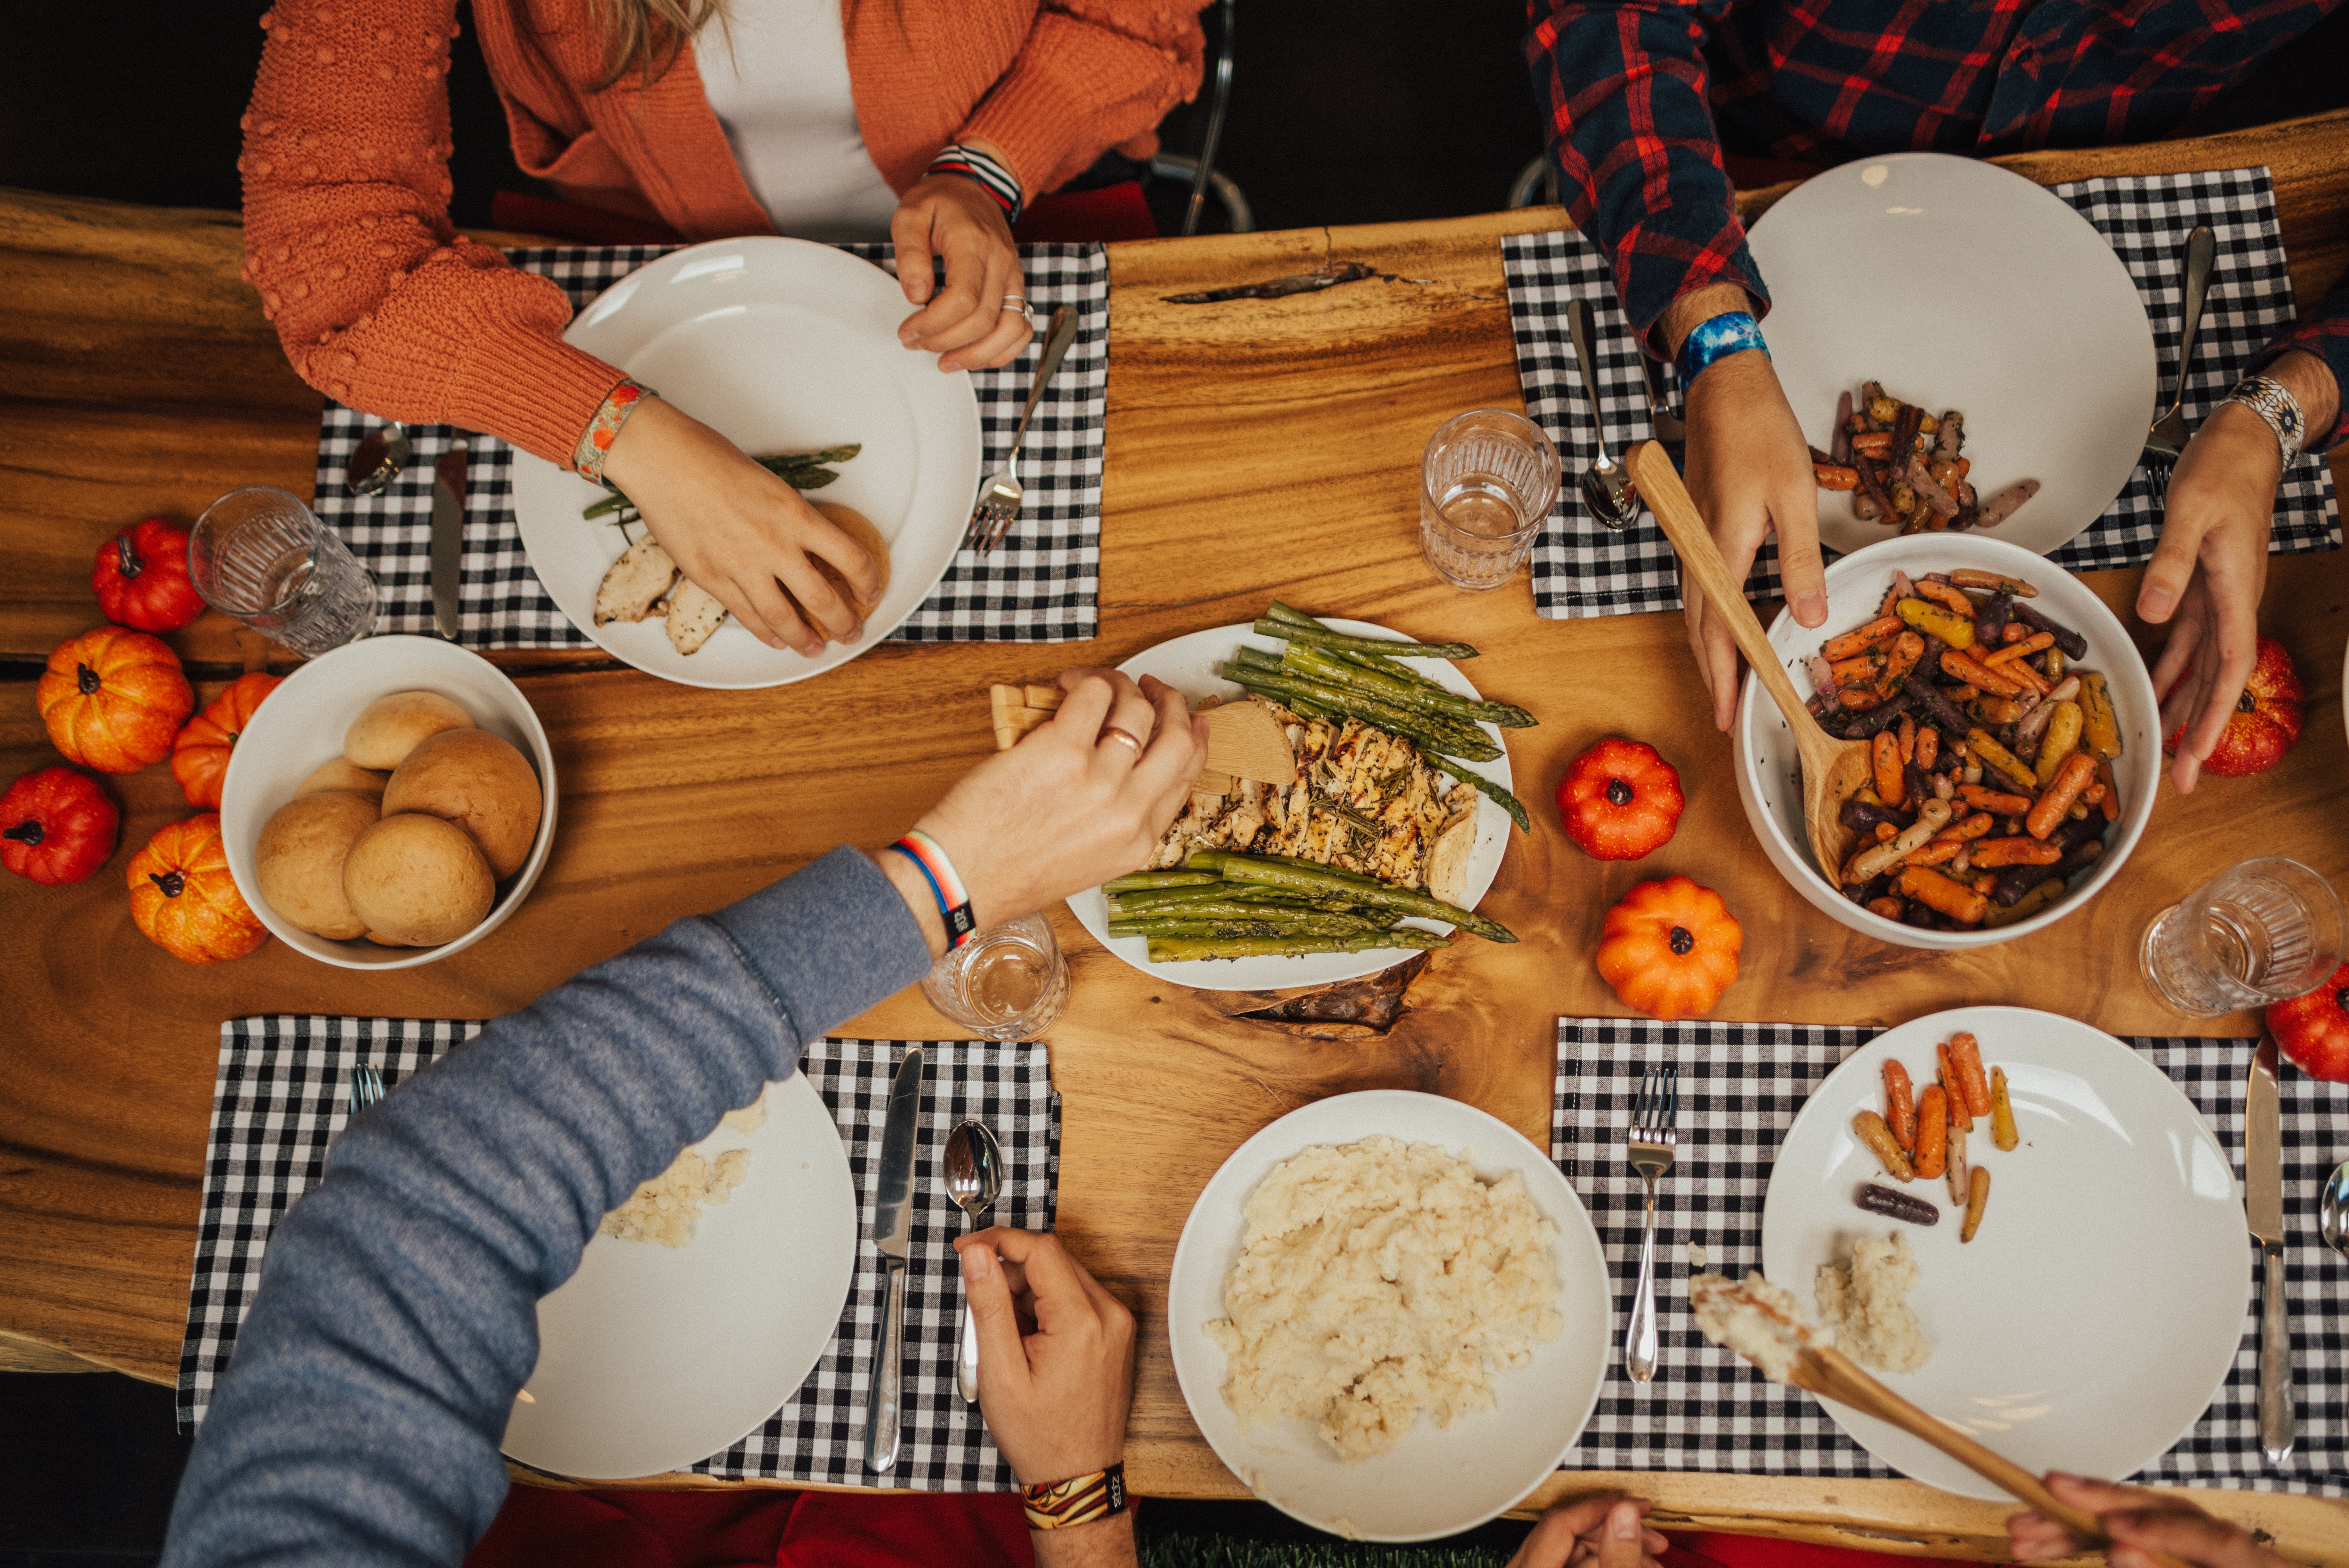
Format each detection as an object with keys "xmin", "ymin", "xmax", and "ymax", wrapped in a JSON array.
[
  {"xmin": 1989, "ymin": 1066, "xmax": 2020, "ymax": 1151},
  {"xmin": 1883, "ymin": 1060, "xmax": 1918, "ymax": 1151},
  {"xmin": 1897, "ymin": 864, "xmax": 1990, "ymax": 924},
  {"xmin": 1933, "ymin": 811, "xmax": 1995, "ymax": 843},
  {"xmin": 1853, "ymin": 1109, "xmax": 1916, "ymax": 1181},
  {"xmin": 1913, "ymin": 579, "xmax": 1974, "ymax": 616},
  {"xmin": 1822, "ymin": 616, "xmax": 1903, "ymax": 660},
  {"xmin": 1970, "ymin": 837, "xmax": 2063, "ymax": 868},
  {"xmin": 1913, "ymin": 1085, "xmax": 1948, "ymax": 1179},
  {"xmin": 1981, "ymin": 630, "xmax": 2054, "ymax": 667},
  {"xmin": 1873, "ymin": 730, "xmax": 1905, "ymax": 805},
  {"xmin": 1935, "ymin": 1042, "xmax": 1974, "ymax": 1131},
  {"xmin": 1851, "ymin": 431, "xmax": 1894, "ymax": 457},
  {"xmin": 2026, "ymin": 752, "xmax": 2096, "ymax": 838},
  {"xmin": 1904, "ymin": 839, "xmax": 1962, "ymax": 868},
  {"xmin": 1961, "ymin": 1164, "xmax": 1991, "ymax": 1242},
  {"xmin": 1965, "ymin": 730, "xmax": 2041, "ymax": 792},
  {"xmin": 1941, "ymin": 649, "xmax": 2025, "ymax": 697},
  {"xmin": 1898, "ymin": 715, "xmax": 1917, "ymax": 765},
  {"xmin": 1815, "ymin": 463, "xmax": 1860, "ymax": 490},
  {"xmin": 1958, "ymin": 784, "xmax": 2033, "ymax": 815},
  {"xmin": 1946, "ymin": 1033, "xmax": 1992, "ymax": 1117},
  {"xmin": 2094, "ymin": 757, "xmax": 2121, "ymax": 822},
  {"xmin": 1914, "ymin": 726, "xmax": 1938, "ymax": 770},
  {"xmin": 1898, "ymin": 598, "xmax": 1976, "ymax": 649}
]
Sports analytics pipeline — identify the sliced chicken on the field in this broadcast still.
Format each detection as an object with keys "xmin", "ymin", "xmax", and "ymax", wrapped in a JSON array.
[
  {"xmin": 664, "ymin": 577, "xmax": 728, "ymax": 655},
  {"xmin": 594, "ymin": 537, "xmax": 677, "ymax": 625},
  {"xmin": 1426, "ymin": 812, "xmax": 1478, "ymax": 908}
]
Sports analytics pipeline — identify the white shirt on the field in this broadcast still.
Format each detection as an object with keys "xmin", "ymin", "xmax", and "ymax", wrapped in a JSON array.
[{"xmin": 695, "ymin": 0, "xmax": 902, "ymax": 243}]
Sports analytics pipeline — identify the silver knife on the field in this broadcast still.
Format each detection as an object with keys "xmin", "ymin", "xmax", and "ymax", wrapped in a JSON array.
[
  {"xmin": 863, "ymin": 1046, "xmax": 925, "ymax": 1473},
  {"xmin": 430, "ymin": 438, "xmax": 469, "ymax": 640},
  {"xmin": 2247, "ymin": 1038, "xmax": 2295, "ymax": 1466}
]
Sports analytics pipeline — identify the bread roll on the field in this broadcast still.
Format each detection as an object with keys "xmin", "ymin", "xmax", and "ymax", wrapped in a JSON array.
[
  {"xmin": 345, "ymin": 691, "xmax": 474, "ymax": 770},
  {"xmin": 255, "ymin": 791, "xmax": 379, "ymax": 939},
  {"xmin": 382, "ymin": 729, "xmax": 543, "ymax": 878},
  {"xmin": 296, "ymin": 757, "xmax": 389, "ymax": 802},
  {"xmin": 342, "ymin": 814, "xmax": 495, "ymax": 947}
]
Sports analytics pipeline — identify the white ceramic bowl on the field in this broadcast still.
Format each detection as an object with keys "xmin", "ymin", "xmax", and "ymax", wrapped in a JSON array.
[
  {"xmin": 1732, "ymin": 536, "xmax": 2157, "ymax": 949},
  {"xmin": 219, "ymin": 636, "xmax": 558, "ymax": 970}
]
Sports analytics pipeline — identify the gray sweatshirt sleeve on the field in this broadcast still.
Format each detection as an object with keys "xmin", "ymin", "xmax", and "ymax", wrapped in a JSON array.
[{"xmin": 161, "ymin": 845, "xmax": 933, "ymax": 1568}]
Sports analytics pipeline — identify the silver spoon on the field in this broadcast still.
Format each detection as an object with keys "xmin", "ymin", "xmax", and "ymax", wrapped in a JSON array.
[
  {"xmin": 945, "ymin": 1118, "xmax": 1004, "ymax": 1404},
  {"xmin": 2322, "ymin": 1159, "xmax": 2349, "ymax": 1262},
  {"xmin": 346, "ymin": 420, "xmax": 411, "ymax": 496},
  {"xmin": 1565, "ymin": 298, "xmax": 1635, "ymax": 528}
]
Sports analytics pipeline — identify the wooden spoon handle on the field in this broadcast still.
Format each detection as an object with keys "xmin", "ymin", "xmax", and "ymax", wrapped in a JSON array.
[{"xmin": 1626, "ymin": 442, "xmax": 1817, "ymax": 739}]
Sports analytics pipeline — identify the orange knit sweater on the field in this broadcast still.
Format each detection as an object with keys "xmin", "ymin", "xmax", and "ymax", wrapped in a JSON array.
[{"xmin": 239, "ymin": 0, "xmax": 1202, "ymax": 467}]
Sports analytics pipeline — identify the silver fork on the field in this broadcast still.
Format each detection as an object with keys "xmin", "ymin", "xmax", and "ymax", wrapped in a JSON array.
[
  {"xmin": 1638, "ymin": 350, "xmax": 1687, "ymax": 445},
  {"xmin": 1625, "ymin": 1064, "xmax": 1678, "ymax": 1384},
  {"xmin": 966, "ymin": 304, "xmax": 1081, "ymax": 557},
  {"xmin": 346, "ymin": 1063, "xmax": 384, "ymax": 1126},
  {"xmin": 2145, "ymin": 225, "xmax": 2215, "ymax": 498}
]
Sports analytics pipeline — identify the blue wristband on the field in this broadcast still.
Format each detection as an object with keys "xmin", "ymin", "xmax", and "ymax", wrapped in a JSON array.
[{"xmin": 1675, "ymin": 310, "xmax": 1768, "ymax": 390}]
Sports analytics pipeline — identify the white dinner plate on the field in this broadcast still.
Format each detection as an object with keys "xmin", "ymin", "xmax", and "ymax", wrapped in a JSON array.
[
  {"xmin": 1760, "ymin": 1006, "xmax": 2247, "ymax": 1498},
  {"xmin": 1168, "ymin": 1091, "xmax": 1612, "ymax": 1541},
  {"xmin": 1066, "ymin": 619, "xmax": 1516, "ymax": 991},
  {"xmin": 1747, "ymin": 153, "xmax": 2156, "ymax": 558},
  {"xmin": 510, "ymin": 237, "xmax": 982, "ymax": 689},
  {"xmin": 502, "ymin": 1074, "xmax": 858, "ymax": 1479}
]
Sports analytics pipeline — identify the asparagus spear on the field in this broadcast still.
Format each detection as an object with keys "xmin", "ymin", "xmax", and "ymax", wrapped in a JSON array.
[
  {"xmin": 1146, "ymin": 929, "xmax": 1450, "ymax": 963},
  {"xmin": 1222, "ymin": 668, "xmax": 1502, "ymax": 761},
  {"xmin": 1213, "ymin": 854, "xmax": 1517, "ymax": 942},
  {"xmin": 584, "ymin": 462, "xmax": 839, "ymax": 523},
  {"xmin": 1429, "ymin": 757, "xmax": 1532, "ymax": 833},
  {"xmin": 1282, "ymin": 644, "xmax": 1534, "ymax": 728},
  {"xmin": 1110, "ymin": 913, "xmax": 1397, "ymax": 939},
  {"xmin": 1252, "ymin": 617, "xmax": 1477, "ymax": 661},
  {"xmin": 760, "ymin": 445, "xmax": 862, "ymax": 471},
  {"xmin": 1184, "ymin": 849, "xmax": 1383, "ymax": 885},
  {"xmin": 1102, "ymin": 870, "xmax": 1221, "ymax": 893},
  {"xmin": 1110, "ymin": 895, "xmax": 1395, "ymax": 923}
]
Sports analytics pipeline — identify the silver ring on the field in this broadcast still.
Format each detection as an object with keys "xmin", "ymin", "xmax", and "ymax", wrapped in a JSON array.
[
  {"xmin": 1102, "ymin": 726, "xmax": 1144, "ymax": 758},
  {"xmin": 1000, "ymin": 295, "xmax": 1034, "ymax": 324}
]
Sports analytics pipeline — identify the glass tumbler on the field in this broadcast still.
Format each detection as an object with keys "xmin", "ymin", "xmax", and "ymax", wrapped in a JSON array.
[
  {"xmin": 1419, "ymin": 408, "xmax": 1561, "ymax": 591},
  {"xmin": 2140, "ymin": 856, "xmax": 2347, "ymax": 1017},
  {"xmin": 189, "ymin": 486, "xmax": 379, "ymax": 657},
  {"xmin": 920, "ymin": 913, "xmax": 1071, "ymax": 1042}
]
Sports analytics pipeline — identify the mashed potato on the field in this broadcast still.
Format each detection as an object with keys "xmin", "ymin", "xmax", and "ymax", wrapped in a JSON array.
[
  {"xmin": 1205, "ymin": 1136, "xmax": 1563, "ymax": 1461},
  {"xmin": 1815, "ymin": 1231, "xmax": 1931, "ymax": 1373},
  {"xmin": 600, "ymin": 1088, "xmax": 770, "ymax": 1247}
]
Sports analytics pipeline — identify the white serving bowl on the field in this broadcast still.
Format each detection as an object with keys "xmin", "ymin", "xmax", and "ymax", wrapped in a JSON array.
[
  {"xmin": 220, "ymin": 636, "xmax": 558, "ymax": 970},
  {"xmin": 1732, "ymin": 535, "xmax": 2157, "ymax": 949}
]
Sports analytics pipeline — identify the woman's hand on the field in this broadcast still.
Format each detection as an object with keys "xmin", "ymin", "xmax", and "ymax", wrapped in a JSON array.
[
  {"xmin": 892, "ymin": 159, "xmax": 1032, "ymax": 372},
  {"xmin": 599, "ymin": 397, "xmax": 881, "ymax": 654},
  {"xmin": 1507, "ymin": 1497, "xmax": 1670, "ymax": 1568},
  {"xmin": 2008, "ymin": 1473, "xmax": 2286, "ymax": 1568}
]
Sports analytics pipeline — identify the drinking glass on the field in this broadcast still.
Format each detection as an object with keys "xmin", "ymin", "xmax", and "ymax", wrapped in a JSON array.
[
  {"xmin": 2140, "ymin": 856, "xmax": 2347, "ymax": 1017},
  {"xmin": 920, "ymin": 914, "xmax": 1070, "ymax": 1042},
  {"xmin": 1418, "ymin": 408, "xmax": 1560, "ymax": 591},
  {"xmin": 189, "ymin": 486, "xmax": 379, "ymax": 657}
]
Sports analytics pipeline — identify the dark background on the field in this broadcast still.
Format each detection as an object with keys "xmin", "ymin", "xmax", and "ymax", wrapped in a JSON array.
[{"xmin": 3, "ymin": 0, "xmax": 2345, "ymax": 1563}]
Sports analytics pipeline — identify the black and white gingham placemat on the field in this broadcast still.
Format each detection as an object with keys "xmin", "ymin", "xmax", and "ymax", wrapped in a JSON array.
[
  {"xmin": 1505, "ymin": 166, "xmax": 2340, "ymax": 618},
  {"xmin": 179, "ymin": 1018, "xmax": 1058, "ymax": 1492},
  {"xmin": 313, "ymin": 242, "xmax": 1107, "ymax": 647},
  {"xmin": 1551, "ymin": 1019, "xmax": 2349, "ymax": 1492}
]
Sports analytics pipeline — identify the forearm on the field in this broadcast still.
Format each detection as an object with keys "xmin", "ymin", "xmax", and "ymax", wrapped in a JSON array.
[
  {"xmin": 1031, "ymin": 1514, "xmax": 1140, "ymax": 1568},
  {"xmin": 2251, "ymin": 268, "xmax": 2349, "ymax": 451}
]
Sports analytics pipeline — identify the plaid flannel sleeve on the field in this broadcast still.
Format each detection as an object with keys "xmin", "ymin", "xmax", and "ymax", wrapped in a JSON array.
[
  {"xmin": 2251, "ymin": 271, "xmax": 2349, "ymax": 453},
  {"xmin": 1525, "ymin": 0, "xmax": 1768, "ymax": 356}
]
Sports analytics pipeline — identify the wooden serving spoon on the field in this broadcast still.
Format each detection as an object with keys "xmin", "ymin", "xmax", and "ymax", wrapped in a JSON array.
[{"xmin": 1627, "ymin": 441, "xmax": 1871, "ymax": 881}]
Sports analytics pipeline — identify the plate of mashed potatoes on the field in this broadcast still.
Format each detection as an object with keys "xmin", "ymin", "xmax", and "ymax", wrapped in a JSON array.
[{"xmin": 1168, "ymin": 1091, "xmax": 1611, "ymax": 1541}]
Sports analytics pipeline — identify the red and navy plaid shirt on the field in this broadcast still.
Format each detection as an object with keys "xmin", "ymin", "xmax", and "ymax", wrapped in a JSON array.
[{"xmin": 1527, "ymin": 0, "xmax": 2349, "ymax": 446}]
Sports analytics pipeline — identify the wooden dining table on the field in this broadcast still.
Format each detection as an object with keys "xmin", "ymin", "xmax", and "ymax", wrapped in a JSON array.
[{"xmin": 5, "ymin": 108, "xmax": 2347, "ymax": 1561}]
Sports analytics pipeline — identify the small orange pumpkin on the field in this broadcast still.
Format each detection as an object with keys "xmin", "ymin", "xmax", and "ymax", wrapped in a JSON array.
[
  {"xmin": 127, "ymin": 814, "xmax": 268, "ymax": 964},
  {"xmin": 1596, "ymin": 875, "xmax": 1742, "ymax": 1022},
  {"xmin": 37, "ymin": 626, "xmax": 195, "ymax": 774},
  {"xmin": 170, "ymin": 672, "xmax": 284, "ymax": 808}
]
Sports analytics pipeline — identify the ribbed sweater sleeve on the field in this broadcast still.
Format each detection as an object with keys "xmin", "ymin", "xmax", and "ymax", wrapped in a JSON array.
[
  {"xmin": 238, "ymin": 0, "xmax": 627, "ymax": 467},
  {"xmin": 960, "ymin": 0, "xmax": 1206, "ymax": 193},
  {"xmin": 159, "ymin": 846, "xmax": 933, "ymax": 1568}
]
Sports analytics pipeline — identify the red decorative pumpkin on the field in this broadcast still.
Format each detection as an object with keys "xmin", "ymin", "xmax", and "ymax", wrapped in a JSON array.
[
  {"xmin": 2163, "ymin": 634, "xmax": 2303, "ymax": 777},
  {"xmin": 1557, "ymin": 738, "xmax": 1684, "ymax": 860},
  {"xmin": 170, "ymin": 672, "xmax": 284, "ymax": 808},
  {"xmin": 2268, "ymin": 959, "xmax": 2349, "ymax": 1084},
  {"xmin": 91, "ymin": 518, "xmax": 206, "ymax": 633},
  {"xmin": 126, "ymin": 814, "xmax": 268, "ymax": 964},
  {"xmin": 1596, "ymin": 875, "xmax": 1743, "ymax": 1022},
  {"xmin": 36, "ymin": 627, "xmax": 195, "ymax": 774},
  {"xmin": 0, "ymin": 767, "xmax": 120, "ymax": 886}
]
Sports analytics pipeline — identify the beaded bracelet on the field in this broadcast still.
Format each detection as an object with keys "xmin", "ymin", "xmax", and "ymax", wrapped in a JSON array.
[
  {"xmin": 927, "ymin": 142, "xmax": 1024, "ymax": 226},
  {"xmin": 1673, "ymin": 309, "xmax": 1768, "ymax": 391},
  {"xmin": 887, "ymin": 828, "xmax": 976, "ymax": 950},
  {"xmin": 1022, "ymin": 1462, "xmax": 1126, "ymax": 1531},
  {"xmin": 572, "ymin": 378, "xmax": 653, "ymax": 484},
  {"xmin": 2223, "ymin": 373, "xmax": 2307, "ymax": 465}
]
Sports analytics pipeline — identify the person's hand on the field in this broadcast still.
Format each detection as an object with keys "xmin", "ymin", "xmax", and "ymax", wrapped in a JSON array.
[
  {"xmin": 910, "ymin": 669, "xmax": 1206, "ymax": 932},
  {"xmin": 599, "ymin": 397, "xmax": 881, "ymax": 654},
  {"xmin": 1507, "ymin": 1497, "xmax": 1669, "ymax": 1568},
  {"xmin": 2145, "ymin": 348, "xmax": 2333, "ymax": 795},
  {"xmin": 893, "ymin": 156, "xmax": 1032, "ymax": 372},
  {"xmin": 954, "ymin": 1227, "xmax": 1137, "ymax": 1485},
  {"xmin": 1669, "ymin": 286, "xmax": 1827, "ymax": 732},
  {"xmin": 2008, "ymin": 1473, "xmax": 2286, "ymax": 1568}
]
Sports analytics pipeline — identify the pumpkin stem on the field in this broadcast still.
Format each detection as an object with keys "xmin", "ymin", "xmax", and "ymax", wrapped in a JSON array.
[
  {"xmin": 2336, "ymin": 986, "xmax": 2349, "ymax": 1013},
  {"xmin": 117, "ymin": 533, "xmax": 143, "ymax": 579},
  {"xmin": 1606, "ymin": 777, "xmax": 1633, "ymax": 807},
  {"xmin": 1668, "ymin": 925, "xmax": 1694, "ymax": 956},
  {"xmin": 2236, "ymin": 688, "xmax": 2257, "ymax": 713},
  {"xmin": 2, "ymin": 819, "xmax": 41, "ymax": 846},
  {"xmin": 149, "ymin": 869, "xmax": 187, "ymax": 898},
  {"xmin": 76, "ymin": 663, "xmax": 102, "ymax": 695}
]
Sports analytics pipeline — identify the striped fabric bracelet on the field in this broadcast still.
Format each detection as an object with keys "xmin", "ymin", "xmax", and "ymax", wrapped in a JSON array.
[
  {"xmin": 1673, "ymin": 309, "xmax": 1768, "ymax": 391},
  {"xmin": 927, "ymin": 142, "xmax": 1023, "ymax": 225},
  {"xmin": 572, "ymin": 378, "xmax": 654, "ymax": 484},
  {"xmin": 887, "ymin": 828, "xmax": 976, "ymax": 949},
  {"xmin": 1021, "ymin": 1462, "xmax": 1126, "ymax": 1531}
]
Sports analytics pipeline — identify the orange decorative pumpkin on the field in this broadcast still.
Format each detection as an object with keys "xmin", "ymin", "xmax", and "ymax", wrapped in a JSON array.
[
  {"xmin": 36, "ymin": 626, "xmax": 195, "ymax": 774},
  {"xmin": 170, "ymin": 672, "xmax": 284, "ymax": 808},
  {"xmin": 1596, "ymin": 875, "xmax": 1742, "ymax": 1022},
  {"xmin": 127, "ymin": 814, "xmax": 268, "ymax": 964}
]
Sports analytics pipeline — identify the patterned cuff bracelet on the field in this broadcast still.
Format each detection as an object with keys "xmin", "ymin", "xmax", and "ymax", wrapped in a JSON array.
[
  {"xmin": 1674, "ymin": 309, "xmax": 1768, "ymax": 391},
  {"xmin": 573, "ymin": 378, "xmax": 653, "ymax": 485},
  {"xmin": 928, "ymin": 142, "xmax": 1023, "ymax": 226},
  {"xmin": 1022, "ymin": 1462, "xmax": 1126, "ymax": 1530},
  {"xmin": 888, "ymin": 828, "xmax": 976, "ymax": 950},
  {"xmin": 2223, "ymin": 373, "xmax": 2307, "ymax": 465}
]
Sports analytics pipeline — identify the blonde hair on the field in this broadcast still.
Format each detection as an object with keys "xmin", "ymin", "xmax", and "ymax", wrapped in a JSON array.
[{"xmin": 590, "ymin": 0, "xmax": 732, "ymax": 90}]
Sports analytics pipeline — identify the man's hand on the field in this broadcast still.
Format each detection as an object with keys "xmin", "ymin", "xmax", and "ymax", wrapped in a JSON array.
[
  {"xmin": 599, "ymin": 397, "xmax": 881, "ymax": 654},
  {"xmin": 1507, "ymin": 1497, "xmax": 1669, "ymax": 1568},
  {"xmin": 893, "ymin": 145, "xmax": 1032, "ymax": 372},
  {"xmin": 2146, "ymin": 348, "xmax": 2334, "ymax": 794},
  {"xmin": 2008, "ymin": 1473, "xmax": 2286, "ymax": 1568},
  {"xmin": 1668, "ymin": 284, "xmax": 1826, "ymax": 732}
]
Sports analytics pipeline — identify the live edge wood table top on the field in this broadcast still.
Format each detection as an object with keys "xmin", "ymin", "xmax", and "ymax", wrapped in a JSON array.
[{"xmin": 4, "ymin": 111, "xmax": 2347, "ymax": 1562}]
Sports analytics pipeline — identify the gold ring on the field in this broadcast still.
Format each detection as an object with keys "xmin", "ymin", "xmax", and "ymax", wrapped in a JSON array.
[{"xmin": 1102, "ymin": 726, "xmax": 1144, "ymax": 757}]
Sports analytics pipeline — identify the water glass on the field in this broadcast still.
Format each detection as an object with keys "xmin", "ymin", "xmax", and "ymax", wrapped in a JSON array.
[
  {"xmin": 1419, "ymin": 408, "xmax": 1560, "ymax": 591},
  {"xmin": 189, "ymin": 486, "xmax": 379, "ymax": 657},
  {"xmin": 2140, "ymin": 856, "xmax": 2347, "ymax": 1017},
  {"xmin": 920, "ymin": 913, "xmax": 1071, "ymax": 1042}
]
